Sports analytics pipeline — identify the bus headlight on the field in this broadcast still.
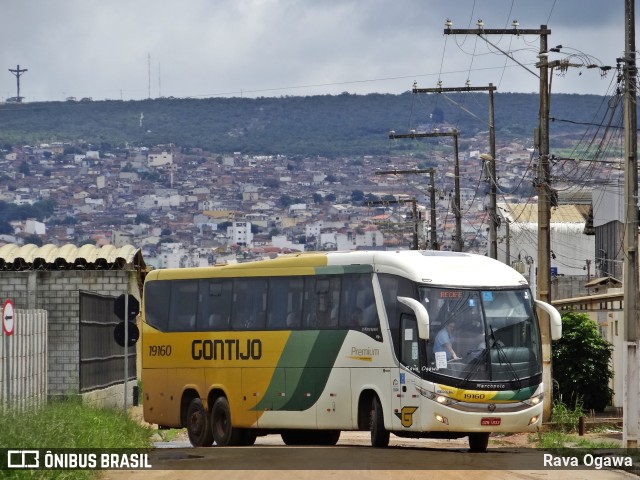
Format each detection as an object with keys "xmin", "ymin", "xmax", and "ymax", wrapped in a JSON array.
[
  {"xmin": 522, "ymin": 392, "xmax": 544, "ymax": 407},
  {"xmin": 421, "ymin": 389, "xmax": 457, "ymax": 406}
]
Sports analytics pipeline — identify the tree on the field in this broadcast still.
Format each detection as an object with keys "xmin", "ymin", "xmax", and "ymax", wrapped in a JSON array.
[
  {"xmin": 552, "ymin": 310, "xmax": 613, "ymax": 412},
  {"xmin": 18, "ymin": 161, "xmax": 30, "ymax": 176},
  {"xmin": 263, "ymin": 178, "xmax": 280, "ymax": 189},
  {"xmin": 135, "ymin": 213, "xmax": 152, "ymax": 224},
  {"xmin": 351, "ymin": 190, "xmax": 365, "ymax": 203},
  {"xmin": 22, "ymin": 234, "xmax": 43, "ymax": 247},
  {"xmin": 278, "ymin": 195, "xmax": 293, "ymax": 208}
]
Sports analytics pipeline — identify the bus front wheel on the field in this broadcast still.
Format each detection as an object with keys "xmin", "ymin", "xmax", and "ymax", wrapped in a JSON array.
[
  {"xmin": 468, "ymin": 432, "xmax": 490, "ymax": 452},
  {"xmin": 185, "ymin": 398, "xmax": 214, "ymax": 447},
  {"xmin": 370, "ymin": 396, "xmax": 389, "ymax": 448},
  {"xmin": 211, "ymin": 397, "xmax": 243, "ymax": 446}
]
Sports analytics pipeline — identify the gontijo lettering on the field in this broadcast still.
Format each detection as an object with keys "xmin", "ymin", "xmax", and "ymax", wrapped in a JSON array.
[{"xmin": 192, "ymin": 339, "xmax": 262, "ymax": 360}]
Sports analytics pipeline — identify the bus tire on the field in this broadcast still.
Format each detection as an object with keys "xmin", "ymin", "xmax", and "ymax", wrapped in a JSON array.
[
  {"xmin": 185, "ymin": 398, "xmax": 214, "ymax": 447},
  {"xmin": 238, "ymin": 429, "xmax": 257, "ymax": 446},
  {"xmin": 468, "ymin": 432, "xmax": 490, "ymax": 452},
  {"xmin": 370, "ymin": 396, "xmax": 389, "ymax": 448},
  {"xmin": 211, "ymin": 397, "xmax": 243, "ymax": 446},
  {"xmin": 281, "ymin": 430, "xmax": 306, "ymax": 445},
  {"xmin": 315, "ymin": 430, "xmax": 341, "ymax": 445}
]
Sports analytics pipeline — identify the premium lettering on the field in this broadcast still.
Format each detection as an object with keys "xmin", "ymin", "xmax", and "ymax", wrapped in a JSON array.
[{"xmin": 192, "ymin": 339, "xmax": 262, "ymax": 360}]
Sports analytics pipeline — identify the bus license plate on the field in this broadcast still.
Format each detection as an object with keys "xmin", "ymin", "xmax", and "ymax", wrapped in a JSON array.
[{"xmin": 481, "ymin": 417, "xmax": 501, "ymax": 426}]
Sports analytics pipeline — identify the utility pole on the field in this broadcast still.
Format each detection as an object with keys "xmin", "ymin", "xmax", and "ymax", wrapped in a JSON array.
[
  {"xmin": 445, "ymin": 21, "xmax": 554, "ymax": 421},
  {"xmin": 366, "ymin": 198, "xmax": 419, "ymax": 249},
  {"xmin": 374, "ymin": 168, "xmax": 439, "ymax": 250},
  {"xmin": 623, "ymin": 0, "xmax": 639, "ymax": 449},
  {"xmin": 412, "ymin": 83, "xmax": 498, "ymax": 258},
  {"xmin": 8, "ymin": 64, "xmax": 27, "ymax": 102},
  {"xmin": 389, "ymin": 131, "xmax": 462, "ymax": 251}
]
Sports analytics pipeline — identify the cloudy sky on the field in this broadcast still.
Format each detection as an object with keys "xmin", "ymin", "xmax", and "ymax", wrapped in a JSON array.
[{"xmin": 1, "ymin": 0, "xmax": 627, "ymax": 102}]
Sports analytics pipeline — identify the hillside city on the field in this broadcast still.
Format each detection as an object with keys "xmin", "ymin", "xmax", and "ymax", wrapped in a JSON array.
[{"xmin": 0, "ymin": 132, "xmax": 592, "ymax": 269}]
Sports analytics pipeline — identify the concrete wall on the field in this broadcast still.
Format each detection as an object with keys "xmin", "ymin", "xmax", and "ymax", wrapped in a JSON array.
[{"xmin": 0, "ymin": 270, "xmax": 137, "ymax": 407}]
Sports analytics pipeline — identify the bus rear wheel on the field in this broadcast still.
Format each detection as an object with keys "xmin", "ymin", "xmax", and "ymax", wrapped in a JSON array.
[
  {"xmin": 185, "ymin": 398, "xmax": 214, "ymax": 447},
  {"xmin": 211, "ymin": 397, "xmax": 244, "ymax": 446},
  {"xmin": 468, "ymin": 432, "xmax": 490, "ymax": 452},
  {"xmin": 281, "ymin": 430, "xmax": 341, "ymax": 446},
  {"xmin": 370, "ymin": 396, "xmax": 389, "ymax": 448}
]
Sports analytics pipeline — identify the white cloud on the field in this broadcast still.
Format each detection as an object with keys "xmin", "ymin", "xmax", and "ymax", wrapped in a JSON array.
[{"xmin": 0, "ymin": 0, "xmax": 627, "ymax": 102}]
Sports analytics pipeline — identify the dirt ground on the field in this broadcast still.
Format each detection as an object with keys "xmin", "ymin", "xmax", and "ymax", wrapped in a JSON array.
[
  {"xmin": 129, "ymin": 405, "xmax": 625, "ymax": 449},
  {"xmin": 95, "ymin": 407, "xmax": 633, "ymax": 480}
]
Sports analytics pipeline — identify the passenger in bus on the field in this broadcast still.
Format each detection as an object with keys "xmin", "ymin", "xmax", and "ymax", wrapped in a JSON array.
[
  {"xmin": 286, "ymin": 311, "xmax": 300, "ymax": 328},
  {"xmin": 433, "ymin": 320, "xmax": 460, "ymax": 361}
]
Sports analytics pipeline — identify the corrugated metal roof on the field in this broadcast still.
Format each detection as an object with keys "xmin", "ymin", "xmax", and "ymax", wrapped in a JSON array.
[
  {"xmin": 498, "ymin": 203, "xmax": 588, "ymax": 224},
  {"xmin": 0, "ymin": 243, "xmax": 145, "ymax": 271}
]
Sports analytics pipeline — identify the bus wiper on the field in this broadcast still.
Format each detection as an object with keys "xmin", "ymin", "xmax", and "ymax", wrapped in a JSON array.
[
  {"xmin": 489, "ymin": 325, "xmax": 522, "ymax": 389},
  {"xmin": 461, "ymin": 342, "xmax": 490, "ymax": 386}
]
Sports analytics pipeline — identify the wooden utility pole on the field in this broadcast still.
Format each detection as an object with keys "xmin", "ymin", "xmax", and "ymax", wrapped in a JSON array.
[
  {"xmin": 445, "ymin": 21, "xmax": 554, "ymax": 421},
  {"xmin": 375, "ymin": 168, "xmax": 439, "ymax": 250},
  {"xmin": 412, "ymin": 83, "xmax": 498, "ymax": 259},
  {"xmin": 623, "ymin": 0, "xmax": 639, "ymax": 449},
  {"xmin": 389, "ymin": 131, "xmax": 462, "ymax": 251}
]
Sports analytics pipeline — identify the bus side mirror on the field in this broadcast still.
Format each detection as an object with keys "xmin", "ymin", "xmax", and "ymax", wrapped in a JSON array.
[
  {"xmin": 535, "ymin": 300, "xmax": 562, "ymax": 340},
  {"xmin": 397, "ymin": 296, "xmax": 430, "ymax": 340}
]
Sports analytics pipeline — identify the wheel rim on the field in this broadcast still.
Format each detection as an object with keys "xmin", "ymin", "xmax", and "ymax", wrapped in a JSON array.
[
  {"xmin": 190, "ymin": 410, "xmax": 204, "ymax": 437},
  {"xmin": 213, "ymin": 408, "xmax": 228, "ymax": 438}
]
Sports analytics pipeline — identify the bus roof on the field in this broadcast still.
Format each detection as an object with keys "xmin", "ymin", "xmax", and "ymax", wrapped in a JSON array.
[{"xmin": 145, "ymin": 250, "xmax": 527, "ymax": 288}]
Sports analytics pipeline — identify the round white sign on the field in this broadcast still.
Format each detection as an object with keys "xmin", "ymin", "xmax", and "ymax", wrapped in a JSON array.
[{"xmin": 2, "ymin": 299, "xmax": 14, "ymax": 336}]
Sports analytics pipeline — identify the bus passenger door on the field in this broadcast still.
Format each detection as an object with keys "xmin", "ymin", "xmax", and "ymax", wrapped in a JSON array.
[{"xmin": 390, "ymin": 314, "xmax": 422, "ymax": 432}]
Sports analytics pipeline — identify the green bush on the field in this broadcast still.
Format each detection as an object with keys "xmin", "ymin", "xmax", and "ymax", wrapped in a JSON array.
[{"xmin": 552, "ymin": 310, "xmax": 613, "ymax": 412}]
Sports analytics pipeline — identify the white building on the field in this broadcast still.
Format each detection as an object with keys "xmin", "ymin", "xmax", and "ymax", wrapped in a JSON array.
[
  {"xmin": 227, "ymin": 221, "xmax": 253, "ymax": 247},
  {"xmin": 494, "ymin": 202, "xmax": 595, "ymax": 299},
  {"xmin": 271, "ymin": 235, "xmax": 304, "ymax": 252},
  {"xmin": 305, "ymin": 221, "xmax": 324, "ymax": 239},
  {"xmin": 156, "ymin": 242, "xmax": 207, "ymax": 268},
  {"xmin": 25, "ymin": 219, "xmax": 45, "ymax": 235},
  {"xmin": 336, "ymin": 228, "xmax": 384, "ymax": 251}
]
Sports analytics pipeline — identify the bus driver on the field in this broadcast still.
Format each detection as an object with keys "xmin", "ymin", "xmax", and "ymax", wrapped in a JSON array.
[{"xmin": 433, "ymin": 320, "xmax": 460, "ymax": 361}]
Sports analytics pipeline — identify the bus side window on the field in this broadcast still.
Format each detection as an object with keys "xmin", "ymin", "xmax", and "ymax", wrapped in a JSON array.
[
  {"xmin": 303, "ymin": 276, "xmax": 340, "ymax": 328},
  {"xmin": 144, "ymin": 281, "xmax": 171, "ymax": 331},
  {"xmin": 339, "ymin": 274, "xmax": 379, "ymax": 330},
  {"xmin": 198, "ymin": 279, "xmax": 231, "ymax": 330},
  {"xmin": 399, "ymin": 315, "xmax": 421, "ymax": 373},
  {"xmin": 378, "ymin": 274, "xmax": 416, "ymax": 357},
  {"xmin": 232, "ymin": 278, "xmax": 267, "ymax": 330},
  {"xmin": 169, "ymin": 280, "xmax": 198, "ymax": 332},
  {"xmin": 267, "ymin": 277, "xmax": 303, "ymax": 329}
]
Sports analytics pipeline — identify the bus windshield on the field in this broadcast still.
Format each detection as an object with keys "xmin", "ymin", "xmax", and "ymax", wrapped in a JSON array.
[{"xmin": 419, "ymin": 287, "xmax": 542, "ymax": 387}]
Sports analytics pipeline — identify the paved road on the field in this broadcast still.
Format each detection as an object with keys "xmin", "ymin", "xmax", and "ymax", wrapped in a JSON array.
[{"xmin": 100, "ymin": 432, "xmax": 638, "ymax": 480}]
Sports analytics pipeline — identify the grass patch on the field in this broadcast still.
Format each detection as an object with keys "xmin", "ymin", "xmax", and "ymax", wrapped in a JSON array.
[
  {"xmin": 0, "ymin": 398, "xmax": 154, "ymax": 479},
  {"xmin": 550, "ymin": 400, "xmax": 584, "ymax": 433},
  {"xmin": 156, "ymin": 428, "xmax": 184, "ymax": 442},
  {"xmin": 528, "ymin": 431, "xmax": 619, "ymax": 449}
]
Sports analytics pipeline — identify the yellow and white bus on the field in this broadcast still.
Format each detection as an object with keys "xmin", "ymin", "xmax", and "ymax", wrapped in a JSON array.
[{"xmin": 141, "ymin": 250, "xmax": 561, "ymax": 452}]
